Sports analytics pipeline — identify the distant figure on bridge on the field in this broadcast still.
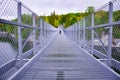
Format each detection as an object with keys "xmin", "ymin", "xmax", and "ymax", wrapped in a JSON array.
[{"xmin": 59, "ymin": 30, "xmax": 61, "ymax": 35}]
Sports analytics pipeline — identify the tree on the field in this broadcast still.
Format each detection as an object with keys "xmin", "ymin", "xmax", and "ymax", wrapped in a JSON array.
[
  {"xmin": 54, "ymin": 19, "xmax": 59, "ymax": 28},
  {"xmin": 85, "ymin": 6, "xmax": 95, "ymax": 13},
  {"xmin": 41, "ymin": 10, "xmax": 91, "ymax": 28}
]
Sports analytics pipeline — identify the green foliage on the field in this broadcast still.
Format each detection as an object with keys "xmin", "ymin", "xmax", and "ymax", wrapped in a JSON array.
[
  {"xmin": 0, "ymin": 24, "xmax": 17, "ymax": 34},
  {"xmin": 94, "ymin": 10, "xmax": 109, "ymax": 25},
  {"xmin": 22, "ymin": 14, "xmax": 32, "ymax": 25},
  {"xmin": 85, "ymin": 6, "xmax": 95, "ymax": 13},
  {"xmin": 42, "ymin": 11, "xmax": 89, "ymax": 28}
]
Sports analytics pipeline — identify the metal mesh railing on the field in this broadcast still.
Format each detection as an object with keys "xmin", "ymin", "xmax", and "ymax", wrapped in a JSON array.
[
  {"xmin": 85, "ymin": 14, "xmax": 92, "ymax": 27},
  {"xmin": 112, "ymin": 0, "xmax": 120, "ymax": 62},
  {"xmin": 0, "ymin": 24, "xmax": 18, "ymax": 64},
  {"xmin": 21, "ymin": 4, "xmax": 33, "ymax": 25},
  {"xmin": 0, "ymin": 0, "xmax": 57, "ymax": 79},
  {"xmin": 94, "ymin": 3, "xmax": 109, "ymax": 26},
  {"xmin": 94, "ymin": 27, "xmax": 108, "ymax": 55},
  {"xmin": 64, "ymin": 0, "xmax": 120, "ymax": 74},
  {"xmin": 0, "ymin": 0, "xmax": 18, "ymax": 21}
]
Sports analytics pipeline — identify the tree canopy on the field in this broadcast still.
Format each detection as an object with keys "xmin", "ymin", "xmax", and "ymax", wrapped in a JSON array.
[{"xmin": 42, "ymin": 11, "xmax": 90, "ymax": 28}]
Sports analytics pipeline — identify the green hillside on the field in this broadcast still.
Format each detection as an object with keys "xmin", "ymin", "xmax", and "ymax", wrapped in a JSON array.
[
  {"xmin": 41, "ymin": 12, "xmax": 90, "ymax": 28},
  {"xmin": 41, "ymin": 6, "xmax": 95, "ymax": 28}
]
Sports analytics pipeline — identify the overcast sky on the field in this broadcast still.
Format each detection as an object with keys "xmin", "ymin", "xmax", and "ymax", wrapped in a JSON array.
[{"xmin": 20, "ymin": 0, "xmax": 111, "ymax": 16}]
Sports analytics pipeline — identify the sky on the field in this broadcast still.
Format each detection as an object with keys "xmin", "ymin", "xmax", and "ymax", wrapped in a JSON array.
[{"xmin": 21, "ymin": 0, "xmax": 111, "ymax": 16}]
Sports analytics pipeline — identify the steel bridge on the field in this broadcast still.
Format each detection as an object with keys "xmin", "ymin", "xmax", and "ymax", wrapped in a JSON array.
[{"xmin": 0, "ymin": 0, "xmax": 120, "ymax": 80}]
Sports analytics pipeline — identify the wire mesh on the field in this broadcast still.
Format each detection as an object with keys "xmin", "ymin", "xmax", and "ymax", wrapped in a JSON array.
[
  {"xmin": 22, "ymin": 28, "xmax": 33, "ymax": 53},
  {"xmin": 65, "ymin": 0, "xmax": 120, "ymax": 74},
  {"xmin": 0, "ymin": 0, "xmax": 18, "ymax": 21},
  {"xmin": 79, "ymin": 30, "xmax": 84, "ymax": 47},
  {"xmin": 35, "ymin": 15, "xmax": 40, "ymax": 27},
  {"xmin": 111, "ymin": 0, "xmax": 120, "ymax": 62},
  {"xmin": 0, "ymin": 23, "xmax": 18, "ymax": 80},
  {"xmin": 35, "ymin": 29, "xmax": 40, "ymax": 45},
  {"xmin": 85, "ymin": 14, "xmax": 92, "ymax": 27},
  {"xmin": 85, "ymin": 29, "xmax": 92, "ymax": 50},
  {"xmin": 113, "ymin": 0, "xmax": 120, "ymax": 22},
  {"xmin": 0, "ymin": 0, "xmax": 58, "ymax": 79},
  {"xmin": 80, "ymin": 19, "xmax": 84, "ymax": 29},
  {"xmin": 112, "ymin": 25, "xmax": 120, "ymax": 61},
  {"xmin": 94, "ymin": 4, "xmax": 109, "ymax": 26},
  {"xmin": 0, "ymin": 23, "xmax": 18, "ymax": 66},
  {"xmin": 21, "ymin": 3, "xmax": 33, "ymax": 25},
  {"xmin": 94, "ymin": 27, "xmax": 108, "ymax": 55}
]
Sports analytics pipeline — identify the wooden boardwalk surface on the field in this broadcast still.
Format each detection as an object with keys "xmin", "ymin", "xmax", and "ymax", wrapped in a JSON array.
[{"xmin": 18, "ymin": 33, "xmax": 120, "ymax": 80}]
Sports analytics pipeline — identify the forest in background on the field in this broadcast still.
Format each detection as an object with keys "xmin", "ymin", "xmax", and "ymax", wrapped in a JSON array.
[
  {"xmin": 41, "ymin": 6, "xmax": 95, "ymax": 28},
  {"xmin": 41, "ymin": 12, "xmax": 90, "ymax": 28}
]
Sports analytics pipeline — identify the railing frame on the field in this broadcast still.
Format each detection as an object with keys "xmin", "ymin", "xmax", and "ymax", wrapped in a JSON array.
[
  {"xmin": 17, "ymin": 2, "xmax": 23, "ymax": 63},
  {"xmin": 64, "ymin": 1, "xmax": 120, "ymax": 69}
]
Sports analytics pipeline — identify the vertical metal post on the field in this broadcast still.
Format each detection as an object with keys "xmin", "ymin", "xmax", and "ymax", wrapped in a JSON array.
[
  {"xmin": 44, "ymin": 22, "xmax": 47, "ymax": 41},
  {"xmin": 40, "ymin": 18, "xmax": 43, "ymax": 48},
  {"xmin": 42, "ymin": 20, "xmax": 44, "ymax": 41},
  {"xmin": 79, "ymin": 22, "xmax": 81, "ymax": 46},
  {"xmin": 77, "ymin": 22, "xmax": 80, "ymax": 44},
  {"xmin": 46, "ymin": 23, "xmax": 47, "ymax": 41},
  {"xmin": 91, "ymin": 13, "xmax": 94, "ymax": 55},
  {"xmin": 43, "ymin": 21, "xmax": 45, "ymax": 41},
  {"xmin": 108, "ymin": 2, "xmax": 113, "ymax": 67},
  {"xmin": 77, "ymin": 23, "xmax": 78, "ymax": 43},
  {"xmin": 72, "ymin": 26, "xmax": 74, "ymax": 40},
  {"xmin": 75, "ymin": 23, "xmax": 77, "ymax": 42},
  {"xmin": 74, "ymin": 25, "xmax": 75, "ymax": 41},
  {"xmin": 17, "ymin": 2, "xmax": 23, "ymax": 62},
  {"xmin": 47, "ymin": 24, "xmax": 50, "ymax": 39},
  {"xmin": 32, "ymin": 13, "xmax": 36, "ymax": 55},
  {"xmin": 40, "ymin": 18, "xmax": 42, "ymax": 42},
  {"xmin": 83, "ymin": 18, "xmax": 86, "ymax": 48}
]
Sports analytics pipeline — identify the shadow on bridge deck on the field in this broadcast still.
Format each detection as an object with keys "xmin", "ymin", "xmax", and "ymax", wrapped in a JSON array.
[{"xmin": 10, "ymin": 32, "xmax": 120, "ymax": 80}]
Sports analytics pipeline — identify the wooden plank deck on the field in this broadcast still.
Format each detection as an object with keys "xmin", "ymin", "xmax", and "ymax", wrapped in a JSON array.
[{"xmin": 18, "ymin": 33, "xmax": 120, "ymax": 80}]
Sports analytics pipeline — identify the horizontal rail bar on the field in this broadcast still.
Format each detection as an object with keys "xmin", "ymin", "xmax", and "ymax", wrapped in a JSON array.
[
  {"xmin": 0, "ymin": 59, "xmax": 16, "ymax": 76},
  {"xmin": 65, "ymin": 21, "xmax": 120, "ymax": 31},
  {"xmin": 0, "ymin": 19, "xmax": 57, "ymax": 31},
  {"xmin": 21, "ymin": 2, "xmax": 36, "ymax": 15},
  {"xmin": 22, "ymin": 49, "xmax": 33, "ymax": 59},
  {"xmin": 85, "ymin": 21, "xmax": 120, "ymax": 30},
  {"xmin": 93, "ymin": 50, "xmax": 107, "ymax": 59},
  {"xmin": 0, "ymin": 19, "xmax": 40, "ymax": 29}
]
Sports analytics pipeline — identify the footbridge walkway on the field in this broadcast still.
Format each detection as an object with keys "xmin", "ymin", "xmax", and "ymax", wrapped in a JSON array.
[
  {"xmin": 10, "ymin": 31, "xmax": 120, "ymax": 80},
  {"xmin": 0, "ymin": 0, "xmax": 120, "ymax": 80}
]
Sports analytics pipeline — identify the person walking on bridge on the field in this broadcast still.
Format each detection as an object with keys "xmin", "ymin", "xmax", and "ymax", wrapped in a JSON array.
[{"xmin": 59, "ymin": 30, "xmax": 61, "ymax": 34}]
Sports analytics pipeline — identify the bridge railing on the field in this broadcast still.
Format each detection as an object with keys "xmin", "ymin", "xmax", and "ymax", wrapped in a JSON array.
[
  {"xmin": 0, "ymin": 0, "xmax": 57, "ymax": 79},
  {"xmin": 64, "ymin": 0, "xmax": 120, "ymax": 73}
]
